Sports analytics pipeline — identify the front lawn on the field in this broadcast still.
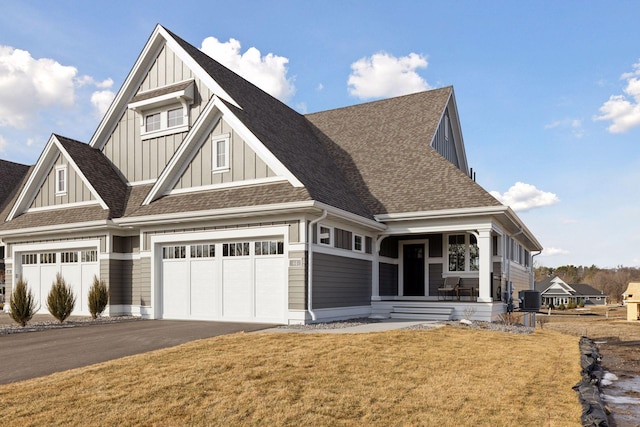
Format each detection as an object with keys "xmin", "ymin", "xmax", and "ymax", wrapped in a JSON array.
[{"xmin": 0, "ymin": 327, "xmax": 582, "ymax": 426}]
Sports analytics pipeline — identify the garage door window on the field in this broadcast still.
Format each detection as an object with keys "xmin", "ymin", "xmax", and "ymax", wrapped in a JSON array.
[
  {"xmin": 22, "ymin": 254, "xmax": 38, "ymax": 264},
  {"xmin": 162, "ymin": 246, "xmax": 186, "ymax": 259},
  {"xmin": 191, "ymin": 244, "xmax": 215, "ymax": 258},
  {"xmin": 255, "ymin": 240, "xmax": 284, "ymax": 256},
  {"xmin": 40, "ymin": 253, "xmax": 56, "ymax": 264},
  {"xmin": 82, "ymin": 250, "xmax": 98, "ymax": 262},
  {"xmin": 223, "ymin": 242, "xmax": 250, "ymax": 257},
  {"xmin": 61, "ymin": 251, "xmax": 79, "ymax": 263}
]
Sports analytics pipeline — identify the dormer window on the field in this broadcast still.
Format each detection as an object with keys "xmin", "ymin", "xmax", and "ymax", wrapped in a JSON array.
[{"xmin": 128, "ymin": 79, "xmax": 195, "ymax": 140}]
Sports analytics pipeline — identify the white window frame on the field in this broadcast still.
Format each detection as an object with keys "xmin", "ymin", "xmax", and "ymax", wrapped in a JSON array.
[
  {"xmin": 212, "ymin": 135, "xmax": 230, "ymax": 172},
  {"xmin": 140, "ymin": 104, "xmax": 189, "ymax": 139},
  {"xmin": 55, "ymin": 165, "xmax": 67, "ymax": 196},
  {"xmin": 353, "ymin": 234, "xmax": 364, "ymax": 253},
  {"xmin": 446, "ymin": 233, "xmax": 479, "ymax": 273},
  {"xmin": 318, "ymin": 224, "xmax": 333, "ymax": 247}
]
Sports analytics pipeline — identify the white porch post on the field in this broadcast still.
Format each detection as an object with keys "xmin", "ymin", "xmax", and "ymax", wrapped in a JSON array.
[
  {"xmin": 477, "ymin": 228, "xmax": 492, "ymax": 302},
  {"xmin": 371, "ymin": 236, "xmax": 382, "ymax": 301}
]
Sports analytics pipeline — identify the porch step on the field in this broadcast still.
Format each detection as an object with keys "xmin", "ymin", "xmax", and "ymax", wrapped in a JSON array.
[{"xmin": 389, "ymin": 305, "xmax": 453, "ymax": 321}]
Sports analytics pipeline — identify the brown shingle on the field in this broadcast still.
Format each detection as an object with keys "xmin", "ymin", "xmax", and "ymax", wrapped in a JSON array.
[{"xmin": 0, "ymin": 159, "xmax": 29, "ymax": 211}]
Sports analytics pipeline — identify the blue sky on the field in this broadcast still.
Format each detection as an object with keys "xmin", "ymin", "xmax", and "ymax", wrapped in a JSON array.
[{"xmin": 1, "ymin": 1, "xmax": 639, "ymax": 268}]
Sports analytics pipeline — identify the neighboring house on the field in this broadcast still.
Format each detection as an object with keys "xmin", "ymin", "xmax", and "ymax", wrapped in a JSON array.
[
  {"xmin": 535, "ymin": 276, "xmax": 606, "ymax": 306},
  {"xmin": 0, "ymin": 25, "xmax": 542, "ymax": 323},
  {"xmin": 0, "ymin": 160, "xmax": 30, "ymax": 302}
]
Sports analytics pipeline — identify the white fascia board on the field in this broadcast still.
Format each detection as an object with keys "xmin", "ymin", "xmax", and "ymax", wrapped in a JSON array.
[
  {"xmin": 7, "ymin": 135, "xmax": 108, "ymax": 221},
  {"xmin": 13, "ymin": 239, "xmax": 102, "ymax": 254},
  {"xmin": 51, "ymin": 137, "xmax": 109, "ymax": 210},
  {"xmin": 213, "ymin": 99, "xmax": 304, "ymax": 188},
  {"xmin": 313, "ymin": 201, "xmax": 386, "ymax": 231},
  {"xmin": 0, "ymin": 220, "xmax": 113, "ymax": 239},
  {"xmin": 160, "ymin": 27, "xmax": 241, "ymax": 109},
  {"xmin": 142, "ymin": 99, "xmax": 222, "ymax": 205},
  {"xmin": 375, "ymin": 205, "xmax": 509, "ymax": 222},
  {"xmin": 113, "ymin": 201, "xmax": 318, "ymax": 227},
  {"xmin": 90, "ymin": 25, "xmax": 166, "ymax": 149},
  {"xmin": 445, "ymin": 88, "xmax": 469, "ymax": 173},
  {"xmin": 7, "ymin": 135, "xmax": 57, "ymax": 221},
  {"xmin": 502, "ymin": 207, "xmax": 543, "ymax": 251}
]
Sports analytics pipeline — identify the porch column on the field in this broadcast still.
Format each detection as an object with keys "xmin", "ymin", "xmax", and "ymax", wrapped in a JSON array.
[
  {"xmin": 371, "ymin": 236, "xmax": 382, "ymax": 301},
  {"xmin": 477, "ymin": 228, "xmax": 492, "ymax": 302}
]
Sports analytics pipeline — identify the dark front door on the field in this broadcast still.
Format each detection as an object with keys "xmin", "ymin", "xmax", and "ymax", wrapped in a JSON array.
[{"xmin": 403, "ymin": 244, "xmax": 425, "ymax": 296}]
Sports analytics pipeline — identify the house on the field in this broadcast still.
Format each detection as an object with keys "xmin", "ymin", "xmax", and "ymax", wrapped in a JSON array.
[
  {"xmin": 535, "ymin": 276, "xmax": 606, "ymax": 307},
  {"xmin": 0, "ymin": 25, "xmax": 542, "ymax": 324}
]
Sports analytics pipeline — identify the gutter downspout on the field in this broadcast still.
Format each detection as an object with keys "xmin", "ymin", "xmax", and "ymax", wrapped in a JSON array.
[
  {"xmin": 307, "ymin": 210, "xmax": 327, "ymax": 322},
  {"xmin": 530, "ymin": 250, "xmax": 542, "ymax": 289}
]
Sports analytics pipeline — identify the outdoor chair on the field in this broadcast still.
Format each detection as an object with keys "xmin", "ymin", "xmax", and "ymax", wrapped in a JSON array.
[{"xmin": 438, "ymin": 276, "xmax": 460, "ymax": 300}]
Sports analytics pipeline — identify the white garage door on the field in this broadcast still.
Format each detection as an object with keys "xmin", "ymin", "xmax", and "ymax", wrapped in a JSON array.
[
  {"xmin": 19, "ymin": 249, "xmax": 100, "ymax": 316},
  {"xmin": 160, "ymin": 239, "xmax": 286, "ymax": 323}
]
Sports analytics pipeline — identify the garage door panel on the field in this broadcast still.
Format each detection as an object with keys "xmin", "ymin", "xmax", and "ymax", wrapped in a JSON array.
[
  {"xmin": 222, "ymin": 258, "xmax": 251, "ymax": 319},
  {"xmin": 39, "ymin": 265, "xmax": 59, "ymax": 313},
  {"xmin": 162, "ymin": 260, "xmax": 189, "ymax": 319},
  {"xmin": 20, "ymin": 265, "xmax": 41, "ymax": 310},
  {"xmin": 254, "ymin": 257, "xmax": 285, "ymax": 320},
  {"xmin": 190, "ymin": 259, "xmax": 218, "ymax": 319},
  {"xmin": 61, "ymin": 265, "xmax": 82, "ymax": 314}
]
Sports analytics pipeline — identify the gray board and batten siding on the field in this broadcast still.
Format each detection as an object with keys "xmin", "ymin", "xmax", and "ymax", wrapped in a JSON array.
[
  {"xmin": 430, "ymin": 109, "xmax": 459, "ymax": 168},
  {"xmin": 101, "ymin": 45, "xmax": 213, "ymax": 183},
  {"xmin": 30, "ymin": 154, "xmax": 95, "ymax": 209},
  {"xmin": 173, "ymin": 118, "xmax": 277, "ymax": 190}
]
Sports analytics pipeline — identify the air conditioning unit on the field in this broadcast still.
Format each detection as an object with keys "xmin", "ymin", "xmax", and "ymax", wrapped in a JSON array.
[{"xmin": 519, "ymin": 290, "xmax": 541, "ymax": 312}]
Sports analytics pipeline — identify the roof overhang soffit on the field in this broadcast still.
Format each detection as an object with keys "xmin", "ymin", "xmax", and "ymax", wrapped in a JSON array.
[
  {"xmin": 6, "ymin": 135, "xmax": 108, "ymax": 222},
  {"xmin": 89, "ymin": 24, "xmax": 241, "ymax": 150}
]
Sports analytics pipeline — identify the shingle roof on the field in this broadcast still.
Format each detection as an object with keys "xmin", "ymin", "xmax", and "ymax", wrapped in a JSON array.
[
  {"xmin": 570, "ymin": 284, "xmax": 603, "ymax": 297},
  {"xmin": 55, "ymin": 135, "xmax": 129, "ymax": 218},
  {"xmin": 0, "ymin": 205, "xmax": 110, "ymax": 231},
  {"xmin": 305, "ymin": 90, "xmax": 503, "ymax": 215},
  {"xmin": 166, "ymin": 28, "xmax": 373, "ymax": 219},
  {"xmin": 0, "ymin": 159, "xmax": 29, "ymax": 211}
]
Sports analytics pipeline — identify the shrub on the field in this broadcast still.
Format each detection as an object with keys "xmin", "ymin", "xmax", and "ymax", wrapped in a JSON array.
[
  {"xmin": 578, "ymin": 300, "xmax": 585, "ymax": 308},
  {"xmin": 548, "ymin": 302, "xmax": 555, "ymax": 310},
  {"xmin": 88, "ymin": 275, "xmax": 109, "ymax": 319},
  {"xmin": 9, "ymin": 277, "xmax": 37, "ymax": 327},
  {"xmin": 557, "ymin": 303, "xmax": 566, "ymax": 310},
  {"xmin": 567, "ymin": 301, "xmax": 577, "ymax": 310},
  {"xmin": 46, "ymin": 273, "xmax": 76, "ymax": 323}
]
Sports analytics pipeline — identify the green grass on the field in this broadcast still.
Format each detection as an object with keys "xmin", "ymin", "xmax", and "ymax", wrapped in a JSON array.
[{"xmin": 0, "ymin": 327, "xmax": 582, "ymax": 426}]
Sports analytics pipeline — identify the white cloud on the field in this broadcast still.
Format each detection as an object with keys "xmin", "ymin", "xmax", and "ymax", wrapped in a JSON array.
[
  {"xmin": 76, "ymin": 76, "xmax": 113, "ymax": 89},
  {"xmin": 90, "ymin": 90, "xmax": 116, "ymax": 117},
  {"xmin": 594, "ymin": 60, "xmax": 640, "ymax": 133},
  {"xmin": 0, "ymin": 134, "xmax": 7, "ymax": 153},
  {"xmin": 200, "ymin": 36, "xmax": 295, "ymax": 102},
  {"xmin": 0, "ymin": 45, "xmax": 77, "ymax": 128},
  {"xmin": 490, "ymin": 182, "xmax": 559, "ymax": 212},
  {"xmin": 544, "ymin": 118, "xmax": 585, "ymax": 138},
  {"xmin": 347, "ymin": 52, "xmax": 430, "ymax": 100},
  {"xmin": 540, "ymin": 247, "xmax": 570, "ymax": 257}
]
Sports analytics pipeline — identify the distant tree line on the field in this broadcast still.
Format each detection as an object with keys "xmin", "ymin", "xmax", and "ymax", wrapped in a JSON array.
[{"xmin": 534, "ymin": 264, "xmax": 640, "ymax": 303}]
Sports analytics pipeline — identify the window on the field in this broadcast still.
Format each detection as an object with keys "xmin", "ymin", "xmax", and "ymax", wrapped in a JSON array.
[
  {"xmin": 55, "ymin": 165, "xmax": 67, "ymax": 195},
  {"xmin": 255, "ymin": 240, "xmax": 284, "ymax": 256},
  {"xmin": 162, "ymin": 246, "xmax": 186, "ymax": 259},
  {"xmin": 61, "ymin": 251, "xmax": 79, "ymax": 263},
  {"xmin": 213, "ymin": 136, "xmax": 229, "ymax": 171},
  {"xmin": 128, "ymin": 80, "xmax": 194, "ymax": 140},
  {"xmin": 353, "ymin": 234, "xmax": 364, "ymax": 252},
  {"xmin": 223, "ymin": 242, "xmax": 250, "ymax": 257},
  {"xmin": 448, "ymin": 234, "xmax": 479, "ymax": 272},
  {"xmin": 145, "ymin": 112, "xmax": 161, "ymax": 132},
  {"xmin": 444, "ymin": 114, "xmax": 450, "ymax": 141},
  {"xmin": 81, "ymin": 250, "xmax": 98, "ymax": 262},
  {"xmin": 190, "ymin": 244, "xmax": 215, "ymax": 258},
  {"xmin": 167, "ymin": 107, "xmax": 183, "ymax": 127},
  {"xmin": 40, "ymin": 253, "xmax": 56, "ymax": 264},
  {"xmin": 318, "ymin": 225, "xmax": 332, "ymax": 246},
  {"xmin": 21, "ymin": 253, "xmax": 38, "ymax": 265}
]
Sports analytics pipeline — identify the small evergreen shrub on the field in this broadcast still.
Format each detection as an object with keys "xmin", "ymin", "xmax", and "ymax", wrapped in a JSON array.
[
  {"xmin": 567, "ymin": 301, "xmax": 577, "ymax": 310},
  {"xmin": 557, "ymin": 303, "xmax": 566, "ymax": 310},
  {"xmin": 46, "ymin": 273, "xmax": 76, "ymax": 323},
  {"xmin": 88, "ymin": 275, "xmax": 109, "ymax": 319},
  {"xmin": 548, "ymin": 302, "xmax": 555, "ymax": 310},
  {"xmin": 10, "ymin": 277, "xmax": 37, "ymax": 327},
  {"xmin": 578, "ymin": 300, "xmax": 585, "ymax": 308}
]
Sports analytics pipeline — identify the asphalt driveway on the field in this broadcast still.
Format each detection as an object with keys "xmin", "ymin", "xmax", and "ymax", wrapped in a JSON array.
[{"xmin": 0, "ymin": 319, "xmax": 274, "ymax": 385}]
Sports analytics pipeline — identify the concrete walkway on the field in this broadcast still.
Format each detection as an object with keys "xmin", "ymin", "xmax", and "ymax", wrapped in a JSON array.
[{"xmin": 263, "ymin": 319, "xmax": 444, "ymax": 334}]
